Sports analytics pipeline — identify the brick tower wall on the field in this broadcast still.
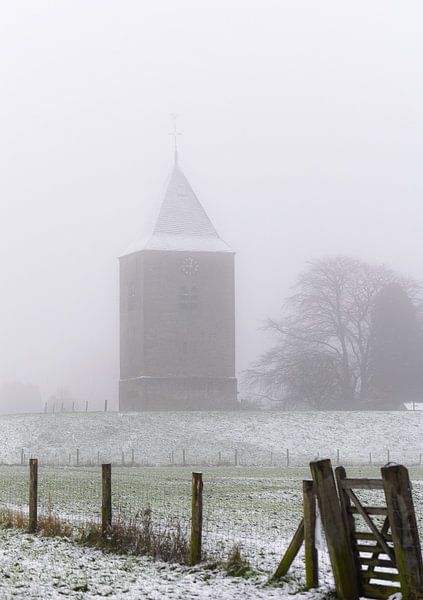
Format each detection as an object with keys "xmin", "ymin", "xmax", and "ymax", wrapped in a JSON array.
[{"xmin": 119, "ymin": 249, "xmax": 237, "ymax": 410}]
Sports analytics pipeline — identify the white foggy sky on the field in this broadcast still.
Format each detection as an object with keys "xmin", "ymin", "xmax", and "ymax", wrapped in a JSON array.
[{"xmin": 0, "ymin": 1, "xmax": 422, "ymax": 408}]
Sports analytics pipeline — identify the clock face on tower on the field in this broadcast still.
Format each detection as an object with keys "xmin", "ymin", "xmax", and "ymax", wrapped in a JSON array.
[{"xmin": 181, "ymin": 257, "xmax": 200, "ymax": 276}]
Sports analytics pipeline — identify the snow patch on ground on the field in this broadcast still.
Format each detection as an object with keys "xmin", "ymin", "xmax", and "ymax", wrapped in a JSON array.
[{"xmin": 0, "ymin": 529, "xmax": 327, "ymax": 599}]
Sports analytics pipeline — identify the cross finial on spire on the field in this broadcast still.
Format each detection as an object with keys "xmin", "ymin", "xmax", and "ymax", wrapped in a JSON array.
[{"xmin": 169, "ymin": 113, "xmax": 181, "ymax": 165}]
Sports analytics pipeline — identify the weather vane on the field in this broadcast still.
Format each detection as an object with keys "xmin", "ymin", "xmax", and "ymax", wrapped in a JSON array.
[{"xmin": 169, "ymin": 113, "xmax": 181, "ymax": 165}]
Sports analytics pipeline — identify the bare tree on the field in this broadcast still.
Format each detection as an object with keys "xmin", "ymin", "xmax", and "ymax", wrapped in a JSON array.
[
  {"xmin": 244, "ymin": 344, "xmax": 294, "ymax": 409},
  {"xmin": 282, "ymin": 348, "xmax": 340, "ymax": 409},
  {"xmin": 245, "ymin": 339, "xmax": 339, "ymax": 410},
  {"xmin": 246, "ymin": 256, "xmax": 421, "ymax": 409}
]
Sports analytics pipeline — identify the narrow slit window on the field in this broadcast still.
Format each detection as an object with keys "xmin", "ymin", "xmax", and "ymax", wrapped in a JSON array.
[
  {"xmin": 128, "ymin": 282, "xmax": 136, "ymax": 310},
  {"xmin": 180, "ymin": 285, "xmax": 189, "ymax": 309},
  {"xmin": 190, "ymin": 286, "xmax": 198, "ymax": 309}
]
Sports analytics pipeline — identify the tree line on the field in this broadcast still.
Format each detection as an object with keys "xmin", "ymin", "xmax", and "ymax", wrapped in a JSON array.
[{"xmin": 245, "ymin": 256, "xmax": 423, "ymax": 410}]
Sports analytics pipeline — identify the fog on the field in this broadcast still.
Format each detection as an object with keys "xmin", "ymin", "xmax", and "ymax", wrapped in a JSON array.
[{"xmin": 0, "ymin": 1, "xmax": 422, "ymax": 410}]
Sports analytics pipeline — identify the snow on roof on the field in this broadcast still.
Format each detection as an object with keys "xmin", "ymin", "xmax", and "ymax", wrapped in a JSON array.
[
  {"xmin": 121, "ymin": 164, "xmax": 233, "ymax": 257},
  {"xmin": 404, "ymin": 402, "xmax": 423, "ymax": 411}
]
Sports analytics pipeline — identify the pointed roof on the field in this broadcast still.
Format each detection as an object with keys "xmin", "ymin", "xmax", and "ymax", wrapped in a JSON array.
[{"xmin": 121, "ymin": 164, "xmax": 233, "ymax": 256}]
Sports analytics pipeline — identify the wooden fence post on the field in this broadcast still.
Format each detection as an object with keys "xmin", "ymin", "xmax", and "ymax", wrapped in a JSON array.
[
  {"xmin": 21, "ymin": 448, "xmax": 24, "ymax": 466},
  {"xmin": 104, "ymin": 399, "xmax": 108, "ymax": 412},
  {"xmin": 102, "ymin": 464, "xmax": 112, "ymax": 538},
  {"xmin": 183, "ymin": 449, "xmax": 186, "ymax": 466},
  {"xmin": 382, "ymin": 464, "xmax": 423, "ymax": 599},
  {"xmin": 286, "ymin": 448, "xmax": 290, "ymax": 467},
  {"xmin": 303, "ymin": 480, "xmax": 318, "ymax": 589},
  {"xmin": 335, "ymin": 466, "xmax": 362, "ymax": 594},
  {"xmin": 234, "ymin": 448, "xmax": 238, "ymax": 466},
  {"xmin": 189, "ymin": 472, "xmax": 203, "ymax": 565},
  {"xmin": 121, "ymin": 451, "xmax": 125, "ymax": 466},
  {"xmin": 131, "ymin": 449, "xmax": 135, "ymax": 466},
  {"xmin": 28, "ymin": 458, "xmax": 38, "ymax": 533},
  {"xmin": 271, "ymin": 520, "xmax": 304, "ymax": 580},
  {"xmin": 310, "ymin": 459, "xmax": 359, "ymax": 600},
  {"xmin": 76, "ymin": 448, "xmax": 80, "ymax": 466}
]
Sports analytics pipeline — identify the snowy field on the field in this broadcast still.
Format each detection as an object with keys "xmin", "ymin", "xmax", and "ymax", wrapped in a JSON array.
[
  {"xmin": 0, "ymin": 410, "xmax": 422, "ymax": 466},
  {"xmin": 0, "ymin": 410, "xmax": 421, "ymax": 598},
  {"xmin": 0, "ymin": 528, "xmax": 330, "ymax": 600}
]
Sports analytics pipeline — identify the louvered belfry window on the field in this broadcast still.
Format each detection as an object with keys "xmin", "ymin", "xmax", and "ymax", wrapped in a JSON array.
[{"xmin": 180, "ymin": 285, "xmax": 198, "ymax": 310}]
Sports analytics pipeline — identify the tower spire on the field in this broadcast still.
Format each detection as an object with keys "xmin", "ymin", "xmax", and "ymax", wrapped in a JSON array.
[{"xmin": 169, "ymin": 113, "xmax": 181, "ymax": 166}]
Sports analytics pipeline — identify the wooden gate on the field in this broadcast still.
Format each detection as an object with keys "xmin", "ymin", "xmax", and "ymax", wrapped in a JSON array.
[
  {"xmin": 335, "ymin": 466, "xmax": 399, "ymax": 599},
  {"xmin": 311, "ymin": 459, "xmax": 423, "ymax": 600}
]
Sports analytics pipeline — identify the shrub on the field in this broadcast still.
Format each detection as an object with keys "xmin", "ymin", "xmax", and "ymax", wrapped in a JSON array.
[
  {"xmin": 78, "ymin": 508, "xmax": 189, "ymax": 564},
  {"xmin": 38, "ymin": 513, "xmax": 72, "ymax": 538},
  {"xmin": 225, "ymin": 544, "xmax": 252, "ymax": 577},
  {"xmin": 0, "ymin": 510, "xmax": 26, "ymax": 530},
  {"xmin": 0, "ymin": 504, "xmax": 189, "ymax": 565}
]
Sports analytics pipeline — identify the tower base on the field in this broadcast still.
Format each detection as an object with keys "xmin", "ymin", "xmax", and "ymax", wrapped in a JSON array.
[{"xmin": 119, "ymin": 376, "xmax": 238, "ymax": 411}]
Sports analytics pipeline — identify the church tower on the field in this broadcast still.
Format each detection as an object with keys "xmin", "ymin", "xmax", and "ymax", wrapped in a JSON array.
[{"xmin": 119, "ymin": 155, "xmax": 237, "ymax": 411}]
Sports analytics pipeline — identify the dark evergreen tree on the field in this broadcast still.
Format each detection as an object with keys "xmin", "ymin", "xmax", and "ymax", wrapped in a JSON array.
[{"xmin": 370, "ymin": 284, "xmax": 423, "ymax": 409}]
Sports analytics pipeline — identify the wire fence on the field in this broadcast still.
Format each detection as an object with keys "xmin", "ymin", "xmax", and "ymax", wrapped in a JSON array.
[
  {"xmin": 7, "ymin": 447, "xmax": 423, "ymax": 468},
  {"xmin": 2, "ymin": 461, "xmax": 423, "ymax": 592},
  {"xmin": 0, "ymin": 463, "xmax": 337, "ymax": 586}
]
